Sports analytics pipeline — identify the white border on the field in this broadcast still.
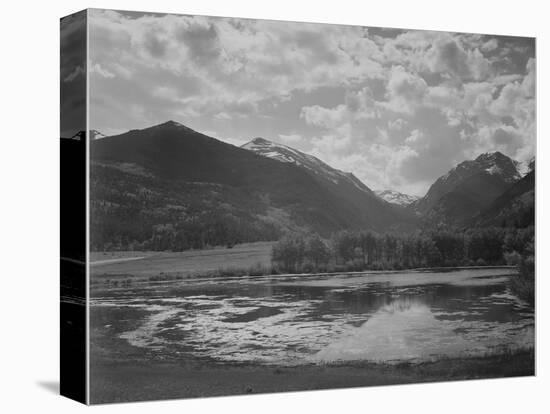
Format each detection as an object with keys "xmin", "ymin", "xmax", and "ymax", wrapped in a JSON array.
[{"xmin": 2, "ymin": 1, "xmax": 548, "ymax": 413}]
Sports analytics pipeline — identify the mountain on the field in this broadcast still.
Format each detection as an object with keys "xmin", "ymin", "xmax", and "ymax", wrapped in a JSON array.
[
  {"xmin": 90, "ymin": 130, "xmax": 107, "ymax": 140},
  {"xmin": 241, "ymin": 136, "xmax": 416, "ymax": 230},
  {"xmin": 415, "ymin": 151, "xmax": 523, "ymax": 226},
  {"xmin": 514, "ymin": 156, "xmax": 535, "ymax": 177},
  {"xmin": 89, "ymin": 121, "xmax": 409, "ymax": 250},
  {"xmin": 475, "ymin": 169, "xmax": 534, "ymax": 228},
  {"xmin": 375, "ymin": 190, "xmax": 420, "ymax": 206},
  {"xmin": 242, "ymin": 137, "xmax": 374, "ymax": 195},
  {"xmin": 63, "ymin": 130, "xmax": 106, "ymax": 140}
]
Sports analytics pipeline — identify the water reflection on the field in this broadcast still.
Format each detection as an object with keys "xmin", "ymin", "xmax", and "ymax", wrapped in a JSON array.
[
  {"xmin": 91, "ymin": 268, "xmax": 534, "ymax": 365},
  {"xmin": 314, "ymin": 298, "xmax": 465, "ymax": 362}
]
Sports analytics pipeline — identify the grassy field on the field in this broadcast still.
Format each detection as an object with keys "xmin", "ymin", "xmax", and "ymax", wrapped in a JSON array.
[
  {"xmin": 90, "ymin": 242, "xmax": 274, "ymax": 280},
  {"xmin": 90, "ymin": 350, "xmax": 534, "ymax": 404}
]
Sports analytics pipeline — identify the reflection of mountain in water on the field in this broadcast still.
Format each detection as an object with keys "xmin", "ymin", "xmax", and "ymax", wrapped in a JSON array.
[
  {"xmin": 95, "ymin": 269, "xmax": 534, "ymax": 365},
  {"xmin": 313, "ymin": 297, "xmax": 469, "ymax": 363},
  {"xmin": 312, "ymin": 292, "xmax": 533, "ymax": 364}
]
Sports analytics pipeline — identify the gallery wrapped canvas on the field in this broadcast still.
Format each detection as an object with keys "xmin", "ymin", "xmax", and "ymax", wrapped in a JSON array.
[{"xmin": 60, "ymin": 8, "xmax": 535, "ymax": 405}]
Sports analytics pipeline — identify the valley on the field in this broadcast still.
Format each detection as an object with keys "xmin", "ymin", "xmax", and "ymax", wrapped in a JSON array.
[{"xmin": 85, "ymin": 121, "xmax": 535, "ymax": 402}]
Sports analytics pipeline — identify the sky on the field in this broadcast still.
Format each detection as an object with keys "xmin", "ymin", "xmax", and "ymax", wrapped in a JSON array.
[
  {"xmin": 86, "ymin": 9, "xmax": 536, "ymax": 196},
  {"xmin": 60, "ymin": 11, "xmax": 86, "ymax": 138}
]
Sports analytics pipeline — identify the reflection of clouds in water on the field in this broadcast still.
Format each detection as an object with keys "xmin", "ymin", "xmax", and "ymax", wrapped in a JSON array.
[
  {"xmin": 107, "ymin": 295, "xmax": 350, "ymax": 364},
  {"xmin": 313, "ymin": 298, "xmax": 469, "ymax": 363},
  {"xmin": 313, "ymin": 296, "xmax": 533, "ymax": 363},
  {"xmin": 92, "ymin": 269, "xmax": 534, "ymax": 365}
]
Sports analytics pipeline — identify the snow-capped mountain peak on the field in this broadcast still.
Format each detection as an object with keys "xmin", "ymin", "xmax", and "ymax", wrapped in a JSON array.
[
  {"xmin": 438, "ymin": 151, "xmax": 521, "ymax": 186},
  {"xmin": 375, "ymin": 190, "xmax": 420, "ymax": 206},
  {"xmin": 515, "ymin": 156, "xmax": 535, "ymax": 177},
  {"xmin": 242, "ymin": 137, "xmax": 307, "ymax": 165},
  {"xmin": 473, "ymin": 151, "xmax": 521, "ymax": 182},
  {"xmin": 242, "ymin": 137, "xmax": 374, "ymax": 194},
  {"xmin": 416, "ymin": 151, "xmax": 524, "ymax": 214},
  {"xmin": 90, "ymin": 129, "xmax": 107, "ymax": 140}
]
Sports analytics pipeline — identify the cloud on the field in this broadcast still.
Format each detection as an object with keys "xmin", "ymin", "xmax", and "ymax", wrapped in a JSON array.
[
  {"xmin": 90, "ymin": 63, "xmax": 115, "ymax": 78},
  {"xmin": 425, "ymin": 36, "xmax": 491, "ymax": 81},
  {"xmin": 89, "ymin": 9, "xmax": 387, "ymax": 127},
  {"xmin": 278, "ymin": 133, "xmax": 302, "ymax": 143},
  {"xmin": 388, "ymin": 118, "xmax": 408, "ymax": 131},
  {"xmin": 384, "ymin": 65, "xmax": 427, "ymax": 113},
  {"xmin": 481, "ymin": 38, "xmax": 498, "ymax": 52},
  {"xmin": 300, "ymin": 104, "xmax": 348, "ymax": 129},
  {"xmin": 521, "ymin": 58, "xmax": 536, "ymax": 98},
  {"xmin": 404, "ymin": 129, "xmax": 424, "ymax": 145},
  {"xmin": 87, "ymin": 10, "xmax": 535, "ymax": 195}
]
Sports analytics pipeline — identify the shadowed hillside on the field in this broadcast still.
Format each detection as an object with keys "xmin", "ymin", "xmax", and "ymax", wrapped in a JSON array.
[{"xmin": 90, "ymin": 121, "xmax": 411, "ymax": 250}]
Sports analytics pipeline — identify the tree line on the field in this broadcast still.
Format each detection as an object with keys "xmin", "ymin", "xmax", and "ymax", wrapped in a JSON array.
[
  {"xmin": 89, "ymin": 164, "xmax": 281, "ymax": 251},
  {"xmin": 508, "ymin": 235, "xmax": 535, "ymax": 307},
  {"xmin": 92, "ymin": 210, "xmax": 280, "ymax": 251},
  {"xmin": 271, "ymin": 226, "xmax": 534, "ymax": 274}
]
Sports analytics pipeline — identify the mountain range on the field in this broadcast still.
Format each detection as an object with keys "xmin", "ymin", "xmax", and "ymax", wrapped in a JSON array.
[
  {"xmin": 415, "ymin": 151, "xmax": 533, "ymax": 227},
  {"xmin": 374, "ymin": 190, "xmax": 419, "ymax": 206},
  {"xmin": 88, "ymin": 121, "xmax": 414, "ymax": 249},
  {"xmin": 241, "ymin": 137, "xmax": 374, "ymax": 195},
  {"xmin": 84, "ymin": 121, "xmax": 534, "ymax": 250}
]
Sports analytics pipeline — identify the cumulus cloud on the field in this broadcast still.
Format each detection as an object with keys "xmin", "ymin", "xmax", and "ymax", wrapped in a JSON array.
[
  {"xmin": 481, "ymin": 38, "xmax": 499, "ymax": 52},
  {"xmin": 300, "ymin": 104, "xmax": 348, "ymax": 129},
  {"xmin": 384, "ymin": 65, "xmax": 428, "ymax": 113},
  {"xmin": 278, "ymin": 133, "xmax": 302, "ymax": 143},
  {"xmin": 88, "ymin": 10, "xmax": 535, "ymax": 196}
]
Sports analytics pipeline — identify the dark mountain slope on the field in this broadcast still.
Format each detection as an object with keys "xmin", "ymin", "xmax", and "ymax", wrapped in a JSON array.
[
  {"xmin": 241, "ymin": 136, "xmax": 414, "ymax": 232},
  {"xmin": 242, "ymin": 137, "xmax": 374, "ymax": 195},
  {"xmin": 415, "ymin": 151, "xmax": 526, "ymax": 227},
  {"xmin": 89, "ymin": 121, "xmax": 409, "ymax": 249},
  {"xmin": 416, "ymin": 151, "xmax": 521, "ymax": 214},
  {"xmin": 423, "ymin": 172, "xmax": 511, "ymax": 227},
  {"xmin": 475, "ymin": 170, "xmax": 534, "ymax": 228}
]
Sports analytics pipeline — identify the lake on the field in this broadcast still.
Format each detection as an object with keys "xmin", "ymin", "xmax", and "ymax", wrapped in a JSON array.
[{"xmin": 91, "ymin": 267, "xmax": 534, "ymax": 366}]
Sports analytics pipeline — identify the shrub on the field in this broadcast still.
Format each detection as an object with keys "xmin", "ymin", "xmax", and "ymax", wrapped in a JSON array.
[
  {"xmin": 509, "ymin": 239, "xmax": 534, "ymax": 307},
  {"xmin": 504, "ymin": 251, "xmax": 522, "ymax": 266}
]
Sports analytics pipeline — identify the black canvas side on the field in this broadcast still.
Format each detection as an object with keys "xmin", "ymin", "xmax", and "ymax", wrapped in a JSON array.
[{"xmin": 60, "ymin": 9, "xmax": 87, "ymax": 405}]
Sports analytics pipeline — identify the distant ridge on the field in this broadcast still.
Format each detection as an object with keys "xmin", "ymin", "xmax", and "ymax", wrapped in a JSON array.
[
  {"xmin": 415, "ymin": 151, "xmax": 526, "ymax": 226},
  {"xmin": 242, "ymin": 137, "xmax": 373, "ymax": 195},
  {"xmin": 89, "ymin": 121, "xmax": 413, "ymax": 248},
  {"xmin": 375, "ymin": 190, "xmax": 420, "ymax": 206}
]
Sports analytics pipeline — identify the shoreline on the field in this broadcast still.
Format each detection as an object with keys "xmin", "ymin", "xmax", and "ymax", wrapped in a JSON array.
[
  {"xmin": 90, "ymin": 264, "xmax": 517, "ymax": 285},
  {"xmin": 91, "ymin": 256, "xmax": 146, "ymax": 266},
  {"xmin": 89, "ymin": 348, "xmax": 534, "ymax": 404}
]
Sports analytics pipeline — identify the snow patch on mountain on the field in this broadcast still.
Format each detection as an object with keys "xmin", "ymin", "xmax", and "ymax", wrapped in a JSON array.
[
  {"xmin": 515, "ymin": 156, "xmax": 535, "ymax": 177},
  {"xmin": 474, "ymin": 152, "xmax": 522, "ymax": 182},
  {"xmin": 242, "ymin": 137, "xmax": 373, "ymax": 192},
  {"xmin": 438, "ymin": 151, "xmax": 522, "ymax": 186},
  {"xmin": 375, "ymin": 190, "xmax": 420, "ymax": 206},
  {"xmin": 415, "ymin": 151, "xmax": 525, "ymax": 214},
  {"xmin": 90, "ymin": 129, "xmax": 107, "ymax": 140}
]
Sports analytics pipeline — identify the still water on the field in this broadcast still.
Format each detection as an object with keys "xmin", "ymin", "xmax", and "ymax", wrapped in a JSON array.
[{"xmin": 91, "ymin": 268, "xmax": 534, "ymax": 365}]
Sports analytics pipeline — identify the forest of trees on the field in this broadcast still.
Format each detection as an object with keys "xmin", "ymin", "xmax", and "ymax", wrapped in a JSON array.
[
  {"xmin": 509, "ymin": 236, "xmax": 535, "ymax": 306},
  {"xmin": 92, "ymin": 212, "xmax": 280, "ymax": 252},
  {"xmin": 271, "ymin": 226, "xmax": 535, "ymax": 274},
  {"xmin": 89, "ymin": 164, "xmax": 281, "ymax": 251}
]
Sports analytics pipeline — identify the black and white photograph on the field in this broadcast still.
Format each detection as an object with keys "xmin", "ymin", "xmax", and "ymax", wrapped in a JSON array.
[
  {"xmin": 58, "ymin": 8, "xmax": 539, "ymax": 404},
  {"xmin": 4, "ymin": 1, "xmax": 548, "ymax": 411}
]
